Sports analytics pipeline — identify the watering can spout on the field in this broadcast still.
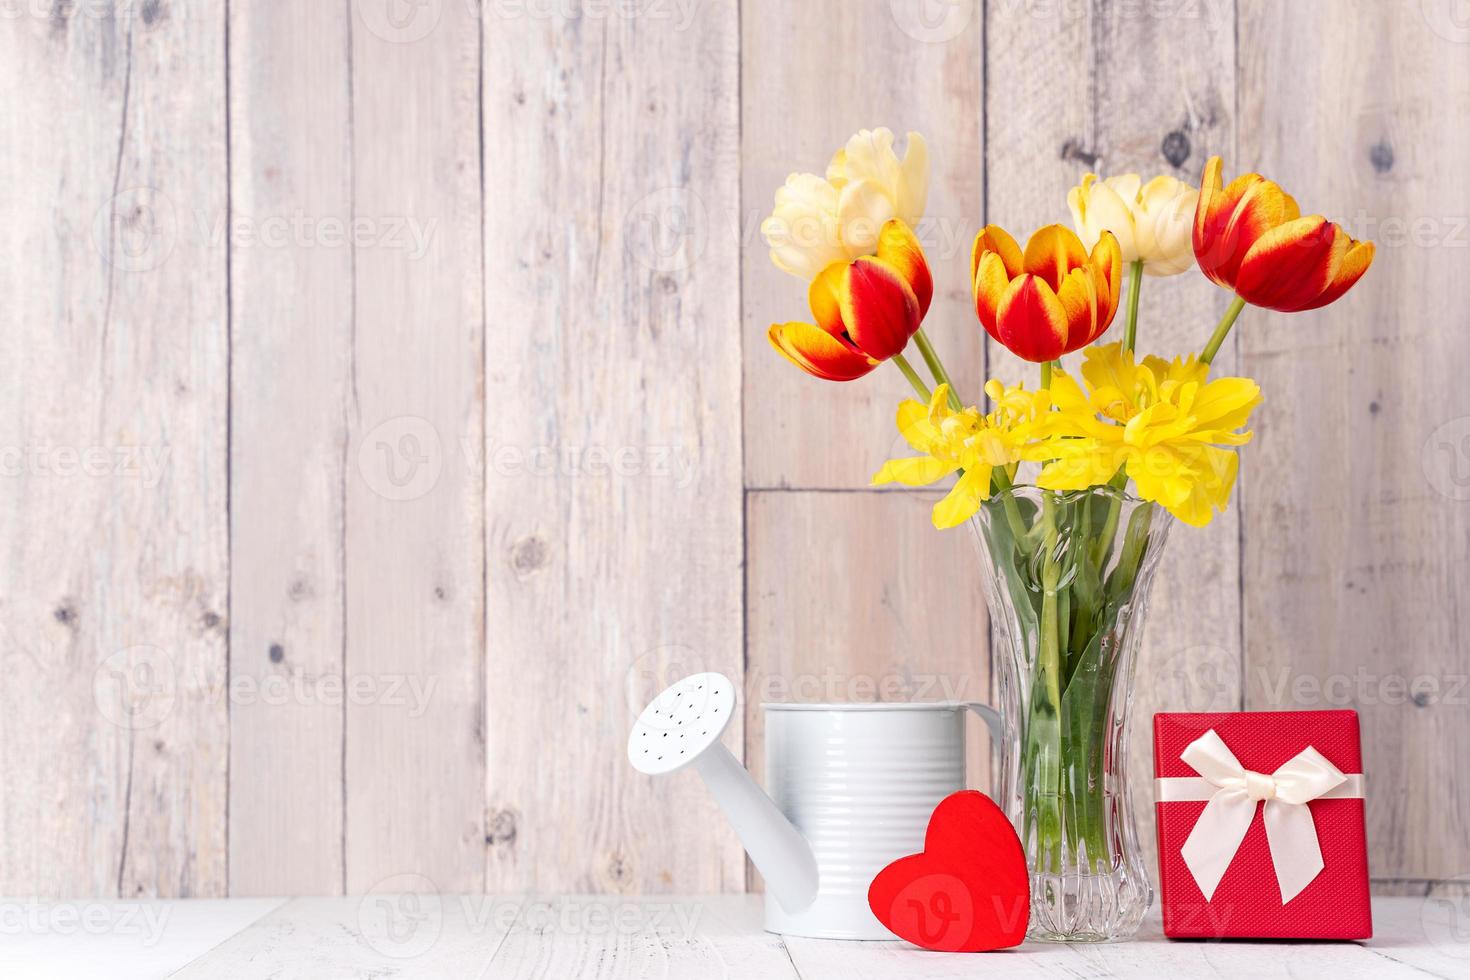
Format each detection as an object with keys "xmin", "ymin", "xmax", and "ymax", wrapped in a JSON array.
[
  {"xmin": 627, "ymin": 673, "xmax": 819, "ymax": 914},
  {"xmin": 692, "ymin": 738, "xmax": 819, "ymax": 913}
]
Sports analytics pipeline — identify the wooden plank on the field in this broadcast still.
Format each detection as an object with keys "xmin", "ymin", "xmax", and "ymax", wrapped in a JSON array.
[
  {"xmin": 0, "ymin": 2, "xmax": 228, "ymax": 896},
  {"xmin": 487, "ymin": 895, "xmax": 798, "ymax": 980},
  {"xmin": 745, "ymin": 490, "xmax": 992, "ymax": 893},
  {"xmin": 742, "ymin": 0, "xmax": 985, "ymax": 490},
  {"xmin": 1238, "ymin": 0, "xmax": 1470, "ymax": 880},
  {"xmin": 481, "ymin": 1, "xmax": 744, "ymax": 894},
  {"xmin": 0, "ymin": 897, "xmax": 285, "ymax": 980},
  {"xmin": 1369, "ymin": 891, "xmax": 1470, "ymax": 977},
  {"xmin": 984, "ymin": 0, "xmax": 1241, "ymax": 882},
  {"xmin": 178, "ymin": 894, "xmax": 514, "ymax": 978},
  {"xmin": 343, "ymin": 1, "xmax": 485, "ymax": 893},
  {"xmin": 785, "ymin": 900, "xmax": 1422, "ymax": 979},
  {"xmin": 225, "ymin": 0, "xmax": 351, "ymax": 896}
]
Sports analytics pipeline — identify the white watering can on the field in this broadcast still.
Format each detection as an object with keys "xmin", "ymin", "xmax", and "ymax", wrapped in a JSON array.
[{"xmin": 627, "ymin": 672, "xmax": 1003, "ymax": 940}]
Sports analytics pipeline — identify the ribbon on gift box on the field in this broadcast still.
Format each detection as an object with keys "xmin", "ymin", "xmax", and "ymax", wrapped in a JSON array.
[{"xmin": 1154, "ymin": 728, "xmax": 1365, "ymax": 904}]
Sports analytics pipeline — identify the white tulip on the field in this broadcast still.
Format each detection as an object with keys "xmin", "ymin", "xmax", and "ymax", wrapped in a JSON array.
[
  {"xmin": 762, "ymin": 128, "xmax": 929, "ymax": 281},
  {"xmin": 1068, "ymin": 173, "xmax": 1199, "ymax": 277}
]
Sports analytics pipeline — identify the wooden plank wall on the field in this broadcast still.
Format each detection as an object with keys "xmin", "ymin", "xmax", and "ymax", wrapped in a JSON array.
[{"xmin": 0, "ymin": 0, "xmax": 1464, "ymax": 898}]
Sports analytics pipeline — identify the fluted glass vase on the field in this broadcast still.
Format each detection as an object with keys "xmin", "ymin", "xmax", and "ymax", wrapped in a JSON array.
[{"xmin": 971, "ymin": 484, "xmax": 1172, "ymax": 942}]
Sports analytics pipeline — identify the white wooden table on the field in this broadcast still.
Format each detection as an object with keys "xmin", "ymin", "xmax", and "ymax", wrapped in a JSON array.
[{"xmin": 0, "ymin": 895, "xmax": 1464, "ymax": 979}]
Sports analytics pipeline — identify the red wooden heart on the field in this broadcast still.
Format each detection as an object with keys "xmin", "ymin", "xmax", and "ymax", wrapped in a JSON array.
[{"xmin": 867, "ymin": 790, "xmax": 1029, "ymax": 952}]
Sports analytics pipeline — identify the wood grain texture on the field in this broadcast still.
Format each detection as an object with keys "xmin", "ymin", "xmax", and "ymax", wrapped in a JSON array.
[
  {"xmin": 744, "ymin": 490, "xmax": 992, "ymax": 892},
  {"xmin": 179, "ymin": 894, "xmax": 515, "ymax": 978},
  {"xmin": 742, "ymin": 0, "xmax": 984, "ymax": 490},
  {"xmin": 480, "ymin": 1, "xmax": 745, "ymax": 894},
  {"xmin": 1238, "ymin": 0, "xmax": 1470, "ymax": 880},
  {"xmin": 13, "ymin": 895, "xmax": 1461, "ymax": 979},
  {"xmin": 984, "ymin": 0, "xmax": 1242, "ymax": 880},
  {"xmin": 343, "ymin": 0, "xmax": 486, "ymax": 894},
  {"xmin": 226, "ymin": 0, "xmax": 351, "ymax": 896},
  {"xmin": 490, "ymin": 896, "xmax": 799, "ymax": 980},
  {"xmin": 0, "ymin": 1, "xmax": 228, "ymax": 897}
]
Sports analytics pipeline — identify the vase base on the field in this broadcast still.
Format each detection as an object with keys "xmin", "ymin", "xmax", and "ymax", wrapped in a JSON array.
[{"xmin": 1024, "ymin": 869, "xmax": 1151, "ymax": 944}]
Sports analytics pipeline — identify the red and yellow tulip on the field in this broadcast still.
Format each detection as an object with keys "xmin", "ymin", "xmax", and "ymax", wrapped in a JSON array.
[
  {"xmin": 971, "ymin": 224, "xmax": 1123, "ymax": 363},
  {"xmin": 1193, "ymin": 156, "xmax": 1374, "ymax": 312},
  {"xmin": 768, "ymin": 219, "xmax": 932, "ymax": 382}
]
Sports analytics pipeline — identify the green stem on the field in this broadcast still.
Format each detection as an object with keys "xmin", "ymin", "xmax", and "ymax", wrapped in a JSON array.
[
  {"xmin": 988, "ymin": 466, "xmax": 1030, "ymax": 549},
  {"xmin": 1200, "ymin": 295, "xmax": 1247, "ymax": 365},
  {"xmin": 1036, "ymin": 492, "xmax": 1064, "ymax": 869},
  {"xmin": 1123, "ymin": 259, "xmax": 1144, "ymax": 353},
  {"xmin": 891, "ymin": 353, "xmax": 930, "ymax": 401},
  {"xmin": 1039, "ymin": 359, "xmax": 1053, "ymax": 390},
  {"xmin": 913, "ymin": 329, "xmax": 962, "ymax": 409},
  {"xmin": 1089, "ymin": 468, "xmax": 1129, "ymax": 568}
]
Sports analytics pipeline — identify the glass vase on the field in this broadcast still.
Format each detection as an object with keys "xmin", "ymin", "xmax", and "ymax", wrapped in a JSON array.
[{"xmin": 971, "ymin": 484, "xmax": 1173, "ymax": 942}]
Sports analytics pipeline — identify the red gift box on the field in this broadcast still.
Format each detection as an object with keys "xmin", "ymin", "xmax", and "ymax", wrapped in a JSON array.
[{"xmin": 1153, "ymin": 710, "xmax": 1371, "ymax": 940}]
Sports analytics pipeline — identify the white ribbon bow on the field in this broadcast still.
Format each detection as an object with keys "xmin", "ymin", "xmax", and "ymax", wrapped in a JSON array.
[{"xmin": 1155, "ymin": 729, "xmax": 1364, "ymax": 903}]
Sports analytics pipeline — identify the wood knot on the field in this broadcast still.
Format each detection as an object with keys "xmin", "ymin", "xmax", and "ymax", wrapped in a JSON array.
[
  {"xmin": 53, "ymin": 603, "xmax": 78, "ymax": 629},
  {"xmin": 268, "ymin": 643, "xmax": 285, "ymax": 664},
  {"xmin": 1059, "ymin": 138, "xmax": 1099, "ymax": 168},
  {"xmin": 1161, "ymin": 129, "xmax": 1191, "ymax": 169},
  {"xmin": 485, "ymin": 808, "xmax": 518, "ymax": 847},
  {"xmin": 140, "ymin": 0, "xmax": 167, "ymax": 26},
  {"xmin": 287, "ymin": 578, "xmax": 313, "ymax": 602},
  {"xmin": 606, "ymin": 854, "xmax": 633, "ymax": 887},
  {"xmin": 510, "ymin": 536, "xmax": 550, "ymax": 575},
  {"xmin": 1369, "ymin": 141, "xmax": 1394, "ymax": 174}
]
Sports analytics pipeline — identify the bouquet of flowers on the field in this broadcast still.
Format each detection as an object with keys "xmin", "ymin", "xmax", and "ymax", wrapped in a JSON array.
[{"xmin": 760, "ymin": 128, "xmax": 1374, "ymax": 941}]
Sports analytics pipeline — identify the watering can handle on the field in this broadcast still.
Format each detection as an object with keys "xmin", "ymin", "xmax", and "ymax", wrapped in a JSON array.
[
  {"xmin": 962, "ymin": 702, "xmax": 1007, "ymax": 797},
  {"xmin": 963, "ymin": 701, "xmax": 1004, "ymax": 744}
]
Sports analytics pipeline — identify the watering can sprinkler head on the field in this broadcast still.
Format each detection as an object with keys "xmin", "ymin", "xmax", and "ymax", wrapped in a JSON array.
[{"xmin": 627, "ymin": 672, "xmax": 819, "ymax": 914}]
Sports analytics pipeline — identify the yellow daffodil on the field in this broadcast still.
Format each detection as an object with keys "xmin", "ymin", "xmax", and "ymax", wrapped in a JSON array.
[
  {"xmin": 1037, "ymin": 343, "xmax": 1262, "ymax": 527},
  {"xmin": 873, "ymin": 382, "xmax": 1055, "ymax": 529}
]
